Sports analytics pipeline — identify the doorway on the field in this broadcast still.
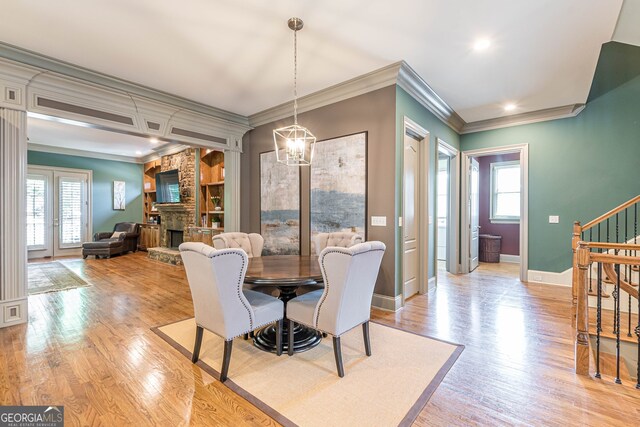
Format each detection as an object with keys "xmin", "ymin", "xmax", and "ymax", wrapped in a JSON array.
[
  {"xmin": 436, "ymin": 138, "xmax": 460, "ymax": 276},
  {"xmin": 27, "ymin": 165, "xmax": 92, "ymax": 259},
  {"xmin": 402, "ymin": 118, "xmax": 429, "ymax": 301},
  {"xmin": 461, "ymin": 144, "xmax": 528, "ymax": 281}
]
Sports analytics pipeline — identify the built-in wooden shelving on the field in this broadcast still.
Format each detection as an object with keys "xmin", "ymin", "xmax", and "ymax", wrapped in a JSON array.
[
  {"xmin": 143, "ymin": 159, "xmax": 161, "ymax": 224},
  {"xmin": 199, "ymin": 149, "xmax": 225, "ymax": 228}
]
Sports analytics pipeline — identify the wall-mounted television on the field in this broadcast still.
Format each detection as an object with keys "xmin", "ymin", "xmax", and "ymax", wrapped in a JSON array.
[{"xmin": 156, "ymin": 169, "xmax": 181, "ymax": 203}]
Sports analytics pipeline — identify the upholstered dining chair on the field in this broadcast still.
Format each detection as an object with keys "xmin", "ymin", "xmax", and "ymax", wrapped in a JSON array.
[
  {"xmin": 179, "ymin": 242, "xmax": 284, "ymax": 382},
  {"xmin": 286, "ymin": 241, "xmax": 386, "ymax": 377},
  {"xmin": 313, "ymin": 232, "xmax": 363, "ymax": 254},
  {"xmin": 212, "ymin": 232, "xmax": 270, "ymax": 337},
  {"xmin": 213, "ymin": 232, "xmax": 264, "ymax": 258}
]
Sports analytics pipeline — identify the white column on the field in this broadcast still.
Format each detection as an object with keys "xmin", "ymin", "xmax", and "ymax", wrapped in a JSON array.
[
  {"xmin": 0, "ymin": 107, "xmax": 28, "ymax": 328},
  {"xmin": 223, "ymin": 149, "xmax": 241, "ymax": 232}
]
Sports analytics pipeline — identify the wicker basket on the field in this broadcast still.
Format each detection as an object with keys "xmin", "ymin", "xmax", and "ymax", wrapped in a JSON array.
[{"xmin": 479, "ymin": 234, "xmax": 501, "ymax": 263}]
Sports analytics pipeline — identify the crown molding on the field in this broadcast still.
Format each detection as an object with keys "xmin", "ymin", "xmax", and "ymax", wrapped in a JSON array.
[
  {"xmin": 248, "ymin": 62, "xmax": 402, "ymax": 127},
  {"xmin": 0, "ymin": 41, "xmax": 250, "ymax": 127},
  {"xmin": 396, "ymin": 61, "xmax": 465, "ymax": 133},
  {"xmin": 28, "ymin": 142, "xmax": 141, "ymax": 164},
  {"xmin": 249, "ymin": 60, "xmax": 467, "ymax": 133},
  {"xmin": 2, "ymin": 42, "xmax": 588, "ymax": 138},
  {"xmin": 461, "ymin": 104, "xmax": 586, "ymax": 134}
]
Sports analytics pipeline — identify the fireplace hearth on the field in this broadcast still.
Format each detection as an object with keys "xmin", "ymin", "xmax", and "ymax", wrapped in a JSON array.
[{"xmin": 148, "ymin": 203, "xmax": 195, "ymax": 265}]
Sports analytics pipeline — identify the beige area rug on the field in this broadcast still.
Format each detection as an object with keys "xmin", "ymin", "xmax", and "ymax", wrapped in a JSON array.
[
  {"xmin": 28, "ymin": 261, "xmax": 91, "ymax": 295},
  {"xmin": 153, "ymin": 318, "xmax": 463, "ymax": 427}
]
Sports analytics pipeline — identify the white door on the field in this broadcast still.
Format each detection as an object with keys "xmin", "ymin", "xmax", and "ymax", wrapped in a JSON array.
[
  {"xmin": 403, "ymin": 133, "xmax": 420, "ymax": 299},
  {"xmin": 27, "ymin": 171, "xmax": 53, "ymax": 258},
  {"xmin": 469, "ymin": 158, "xmax": 480, "ymax": 271},
  {"xmin": 27, "ymin": 167, "xmax": 90, "ymax": 259}
]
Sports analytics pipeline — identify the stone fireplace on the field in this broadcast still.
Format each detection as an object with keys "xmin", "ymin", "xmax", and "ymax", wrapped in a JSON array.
[
  {"xmin": 146, "ymin": 148, "xmax": 198, "ymax": 265},
  {"xmin": 148, "ymin": 203, "xmax": 195, "ymax": 265}
]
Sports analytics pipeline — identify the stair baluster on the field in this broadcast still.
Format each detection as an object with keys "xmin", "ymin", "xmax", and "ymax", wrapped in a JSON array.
[
  {"xmin": 596, "ymin": 261, "xmax": 602, "ymax": 379},
  {"xmin": 615, "ymin": 264, "xmax": 622, "ymax": 384}
]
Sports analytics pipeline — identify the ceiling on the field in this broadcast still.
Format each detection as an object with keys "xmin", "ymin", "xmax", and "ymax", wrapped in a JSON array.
[
  {"xmin": 1, "ymin": 0, "xmax": 634, "ymax": 157},
  {"xmin": 27, "ymin": 115, "xmax": 172, "ymax": 159}
]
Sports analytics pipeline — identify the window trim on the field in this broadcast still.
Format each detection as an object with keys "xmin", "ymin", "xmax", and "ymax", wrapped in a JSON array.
[{"xmin": 490, "ymin": 160, "xmax": 520, "ymax": 224}]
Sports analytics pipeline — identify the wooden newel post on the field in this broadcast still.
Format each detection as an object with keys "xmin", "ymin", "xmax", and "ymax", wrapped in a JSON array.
[
  {"xmin": 575, "ymin": 242, "xmax": 591, "ymax": 375},
  {"xmin": 571, "ymin": 222, "xmax": 582, "ymax": 327}
]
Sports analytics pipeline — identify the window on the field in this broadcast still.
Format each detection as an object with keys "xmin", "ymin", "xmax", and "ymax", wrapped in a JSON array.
[
  {"xmin": 59, "ymin": 177, "xmax": 86, "ymax": 247},
  {"xmin": 490, "ymin": 161, "xmax": 520, "ymax": 223},
  {"xmin": 26, "ymin": 175, "xmax": 47, "ymax": 249}
]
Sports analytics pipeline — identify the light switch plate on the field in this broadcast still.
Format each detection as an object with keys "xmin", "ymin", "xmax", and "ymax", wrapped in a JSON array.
[
  {"xmin": 549, "ymin": 215, "xmax": 559, "ymax": 224},
  {"xmin": 371, "ymin": 216, "xmax": 386, "ymax": 227}
]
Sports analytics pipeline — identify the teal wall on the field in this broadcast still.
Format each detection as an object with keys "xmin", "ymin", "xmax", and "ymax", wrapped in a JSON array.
[
  {"xmin": 461, "ymin": 42, "xmax": 640, "ymax": 273},
  {"xmin": 396, "ymin": 87, "xmax": 461, "ymax": 293},
  {"xmin": 28, "ymin": 151, "xmax": 143, "ymax": 234}
]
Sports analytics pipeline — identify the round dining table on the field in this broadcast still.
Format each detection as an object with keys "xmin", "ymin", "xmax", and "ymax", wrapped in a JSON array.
[{"xmin": 244, "ymin": 255, "xmax": 324, "ymax": 353}]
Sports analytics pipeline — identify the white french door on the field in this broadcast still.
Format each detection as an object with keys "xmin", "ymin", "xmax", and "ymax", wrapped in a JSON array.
[{"xmin": 27, "ymin": 166, "xmax": 91, "ymax": 259}]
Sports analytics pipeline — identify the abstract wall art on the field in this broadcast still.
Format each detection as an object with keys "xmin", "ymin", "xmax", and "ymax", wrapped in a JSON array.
[
  {"xmin": 310, "ymin": 132, "xmax": 367, "ymax": 254},
  {"xmin": 260, "ymin": 150, "xmax": 300, "ymax": 255}
]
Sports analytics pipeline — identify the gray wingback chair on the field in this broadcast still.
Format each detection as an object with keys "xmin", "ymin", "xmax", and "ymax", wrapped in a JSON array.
[
  {"xmin": 313, "ymin": 232, "xmax": 363, "ymax": 254},
  {"xmin": 286, "ymin": 241, "xmax": 386, "ymax": 377},
  {"xmin": 213, "ymin": 232, "xmax": 264, "ymax": 258},
  {"xmin": 179, "ymin": 242, "xmax": 284, "ymax": 382}
]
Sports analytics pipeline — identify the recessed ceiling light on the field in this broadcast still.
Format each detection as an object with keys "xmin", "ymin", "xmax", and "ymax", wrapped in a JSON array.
[
  {"xmin": 150, "ymin": 138, "xmax": 159, "ymax": 144},
  {"xmin": 473, "ymin": 38, "xmax": 491, "ymax": 52},
  {"xmin": 504, "ymin": 103, "xmax": 517, "ymax": 112},
  {"xmin": 136, "ymin": 150, "xmax": 142, "ymax": 155}
]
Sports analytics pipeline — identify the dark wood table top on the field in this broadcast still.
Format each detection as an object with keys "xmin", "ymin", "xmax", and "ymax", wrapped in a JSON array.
[{"xmin": 244, "ymin": 255, "xmax": 322, "ymax": 286}]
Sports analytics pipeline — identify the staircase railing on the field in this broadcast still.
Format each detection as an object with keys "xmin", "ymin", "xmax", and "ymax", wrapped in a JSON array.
[
  {"xmin": 572, "ymin": 196, "xmax": 640, "ymax": 387},
  {"xmin": 572, "ymin": 195, "xmax": 640, "ymax": 313},
  {"xmin": 575, "ymin": 242, "xmax": 639, "ymax": 387}
]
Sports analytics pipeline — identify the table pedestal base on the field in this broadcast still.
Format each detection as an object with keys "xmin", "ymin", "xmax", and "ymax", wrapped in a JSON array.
[{"xmin": 254, "ymin": 322, "xmax": 322, "ymax": 353}]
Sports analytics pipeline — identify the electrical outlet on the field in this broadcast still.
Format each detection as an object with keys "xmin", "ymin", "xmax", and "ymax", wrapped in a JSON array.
[
  {"xmin": 371, "ymin": 216, "xmax": 386, "ymax": 227},
  {"xmin": 549, "ymin": 215, "xmax": 559, "ymax": 224}
]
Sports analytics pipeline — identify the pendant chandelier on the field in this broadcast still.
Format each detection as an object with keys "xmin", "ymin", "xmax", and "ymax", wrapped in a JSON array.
[{"xmin": 273, "ymin": 17, "xmax": 316, "ymax": 166}]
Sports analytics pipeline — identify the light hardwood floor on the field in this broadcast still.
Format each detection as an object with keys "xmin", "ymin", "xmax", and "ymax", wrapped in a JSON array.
[{"xmin": 2, "ymin": 255, "xmax": 639, "ymax": 425}]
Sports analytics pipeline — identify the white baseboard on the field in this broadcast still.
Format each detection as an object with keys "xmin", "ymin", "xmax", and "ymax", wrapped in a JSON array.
[
  {"xmin": 372, "ymin": 293, "xmax": 402, "ymax": 312},
  {"xmin": 499, "ymin": 254, "xmax": 520, "ymax": 263},
  {"xmin": 527, "ymin": 268, "xmax": 572, "ymax": 287},
  {"xmin": 0, "ymin": 297, "xmax": 28, "ymax": 328},
  {"xmin": 428, "ymin": 276, "xmax": 436, "ymax": 290}
]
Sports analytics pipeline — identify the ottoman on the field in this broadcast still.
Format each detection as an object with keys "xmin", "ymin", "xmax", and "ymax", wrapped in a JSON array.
[{"xmin": 82, "ymin": 239, "xmax": 124, "ymax": 259}]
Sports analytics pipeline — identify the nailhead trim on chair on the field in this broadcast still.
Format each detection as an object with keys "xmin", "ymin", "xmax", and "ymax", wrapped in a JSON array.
[
  {"xmin": 197, "ymin": 317, "xmax": 285, "ymax": 341},
  {"xmin": 210, "ymin": 251, "xmax": 254, "ymax": 330},
  {"xmin": 315, "ymin": 248, "xmax": 386, "ymax": 329}
]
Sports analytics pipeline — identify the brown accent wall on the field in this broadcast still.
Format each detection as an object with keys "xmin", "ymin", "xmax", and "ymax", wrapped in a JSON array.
[
  {"xmin": 241, "ymin": 86, "xmax": 397, "ymax": 297},
  {"xmin": 477, "ymin": 153, "xmax": 520, "ymax": 255}
]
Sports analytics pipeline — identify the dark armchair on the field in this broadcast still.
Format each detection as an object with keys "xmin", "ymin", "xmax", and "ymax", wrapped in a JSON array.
[{"xmin": 93, "ymin": 222, "xmax": 140, "ymax": 253}]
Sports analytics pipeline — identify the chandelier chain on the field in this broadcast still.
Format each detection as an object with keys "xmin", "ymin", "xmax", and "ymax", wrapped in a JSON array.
[{"xmin": 293, "ymin": 26, "xmax": 298, "ymax": 125}]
